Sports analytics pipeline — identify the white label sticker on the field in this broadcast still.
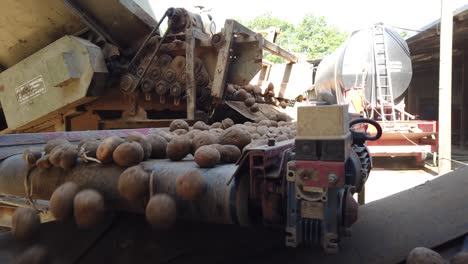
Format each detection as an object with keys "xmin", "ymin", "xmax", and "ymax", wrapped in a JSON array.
[{"xmin": 15, "ymin": 75, "xmax": 46, "ymax": 104}]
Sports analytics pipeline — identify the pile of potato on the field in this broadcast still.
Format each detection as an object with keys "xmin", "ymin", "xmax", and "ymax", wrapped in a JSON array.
[
  {"xmin": 225, "ymin": 83, "xmax": 289, "ymax": 112},
  {"xmin": 406, "ymin": 247, "xmax": 468, "ymax": 264},
  {"xmin": 12, "ymin": 116, "xmax": 296, "ymax": 261}
]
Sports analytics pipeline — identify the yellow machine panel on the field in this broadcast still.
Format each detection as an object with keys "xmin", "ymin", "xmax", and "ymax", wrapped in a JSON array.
[{"xmin": 0, "ymin": 36, "xmax": 108, "ymax": 131}]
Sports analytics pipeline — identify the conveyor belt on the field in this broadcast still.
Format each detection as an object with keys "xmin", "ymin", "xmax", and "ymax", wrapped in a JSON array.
[{"xmin": 0, "ymin": 167, "xmax": 467, "ymax": 263}]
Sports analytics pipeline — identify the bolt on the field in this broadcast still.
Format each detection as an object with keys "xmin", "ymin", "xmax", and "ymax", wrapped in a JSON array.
[{"xmin": 328, "ymin": 173, "xmax": 338, "ymax": 184}]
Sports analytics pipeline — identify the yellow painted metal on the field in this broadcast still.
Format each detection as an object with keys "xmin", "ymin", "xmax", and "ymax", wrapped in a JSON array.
[
  {"xmin": 0, "ymin": 0, "xmax": 84, "ymax": 68},
  {"xmin": 0, "ymin": 36, "xmax": 108, "ymax": 131}
]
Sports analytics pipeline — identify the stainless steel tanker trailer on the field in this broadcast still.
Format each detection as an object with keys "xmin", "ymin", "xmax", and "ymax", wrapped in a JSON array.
[{"xmin": 314, "ymin": 24, "xmax": 437, "ymax": 167}]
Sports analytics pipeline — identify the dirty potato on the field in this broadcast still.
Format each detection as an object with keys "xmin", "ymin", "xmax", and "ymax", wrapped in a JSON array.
[
  {"xmin": 145, "ymin": 194, "xmax": 177, "ymax": 229},
  {"xmin": 49, "ymin": 182, "xmax": 80, "ymax": 221},
  {"xmin": 11, "ymin": 207, "xmax": 40, "ymax": 241},
  {"xmin": 96, "ymin": 136, "xmax": 125, "ymax": 163}
]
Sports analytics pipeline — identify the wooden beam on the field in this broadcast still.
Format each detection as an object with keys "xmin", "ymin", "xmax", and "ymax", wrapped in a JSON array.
[
  {"xmin": 185, "ymin": 29, "xmax": 196, "ymax": 121},
  {"xmin": 211, "ymin": 20, "xmax": 236, "ymax": 99},
  {"xmin": 262, "ymin": 38, "xmax": 298, "ymax": 63}
]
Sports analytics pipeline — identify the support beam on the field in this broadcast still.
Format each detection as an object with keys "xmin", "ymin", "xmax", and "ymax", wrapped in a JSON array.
[
  {"xmin": 211, "ymin": 20, "xmax": 236, "ymax": 100},
  {"xmin": 262, "ymin": 38, "xmax": 298, "ymax": 63},
  {"xmin": 461, "ymin": 51, "xmax": 468, "ymax": 149},
  {"xmin": 185, "ymin": 29, "xmax": 196, "ymax": 120},
  {"xmin": 438, "ymin": 0, "xmax": 453, "ymax": 174}
]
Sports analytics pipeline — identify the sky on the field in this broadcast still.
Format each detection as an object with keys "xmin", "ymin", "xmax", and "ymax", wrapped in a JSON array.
[{"xmin": 142, "ymin": 0, "xmax": 468, "ymax": 34}]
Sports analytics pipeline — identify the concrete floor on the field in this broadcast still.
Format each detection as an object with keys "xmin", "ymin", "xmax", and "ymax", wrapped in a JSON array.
[
  {"xmin": 365, "ymin": 166, "xmax": 438, "ymax": 203},
  {"xmin": 363, "ymin": 157, "xmax": 451, "ymax": 203}
]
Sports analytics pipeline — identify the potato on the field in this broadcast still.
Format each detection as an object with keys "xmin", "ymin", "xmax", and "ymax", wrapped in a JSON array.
[
  {"xmin": 193, "ymin": 121, "xmax": 210, "ymax": 131},
  {"xmin": 219, "ymin": 127, "xmax": 252, "ymax": 150},
  {"xmin": 250, "ymin": 85, "xmax": 261, "ymax": 95},
  {"xmin": 280, "ymin": 101, "xmax": 288, "ymax": 109},
  {"xmin": 277, "ymin": 112, "xmax": 289, "ymax": 122},
  {"xmin": 276, "ymin": 135, "xmax": 289, "ymax": 142},
  {"xmin": 233, "ymin": 89, "xmax": 248, "ymax": 101},
  {"xmin": 172, "ymin": 129, "xmax": 188, "ymax": 136},
  {"xmin": 406, "ymin": 247, "xmax": 445, "ymax": 264},
  {"xmin": 49, "ymin": 182, "xmax": 80, "ymax": 221},
  {"xmin": 36, "ymin": 155, "xmax": 52, "ymax": 169},
  {"xmin": 194, "ymin": 145, "xmax": 220, "ymax": 168},
  {"xmin": 175, "ymin": 170, "xmax": 205, "ymax": 200},
  {"xmin": 127, "ymin": 131, "xmax": 152, "ymax": 160},
  {"xmin": 11, "ymin": 207, "xmax": 40, "ymax": 241},
  {"xmin": 268, "ymin": 126, "xmax": 279, "ymax": 133},
  {"xmin": 256, "ymin": 96, "xmax": 266, "ymax": 103},
  {"xmin": 112, "ymin": 142, "xmax": 144, "ymax": 167},
  {"xmin": 245, "ymin": 139, "xmax": 269, "ymax": 149},
  {"xmin": 185, "ymin": 129, "xmax": 200, "ymax": 140},
  {"xmin": 221, "ymin": 118, "xmax": 234, "ymax": 129},
  {"xmin": 244, "ymin": 97, "xmax": 256, "ymax": 107},
  {"xmin": 210, "ymin": 128, "xmax": 224, "ymax": 136},
  {"xmin": 250, "ymin": 104, "xmax": 260, "ymax": 113},
  {"xmin": 96, "ymin": 136, "xmax": 125, "ymax": 163},
  {"xmin": 245, "ymin": 126, "xmax": 257, "ymax": 134},
  {"xmin": 210, "ymin": 122, "xmax": 223, "ymax": 129},
  {"xmin": 49, "ymin": 144, "xmax": 78, "ymax": 170},
  {"xmin": 251, "ymin": 133, "xmax": 260, "ymax": 140},
  {"xmin": 209, "ymin": 143, "xmax": 224, "ymax": 153},
  {"xmin": 147, "ymin": 134, "xmax": 167, "ymax": 159},
  {"xmin": 118, "ymin": 165, "xmax": 149, "ymax": 202},
  {"xmin": 266, "ymin": 82, "xmax": 275, "ymax": 92},
  {"xmin": 266, "ymin": 112, "xmax": 279, "ymax": 121},
  {"xmin": 22, "ymin": 149, "xmax": 42, "ymax": 166},
  {"xmin": 192, "ymin": 131, "xmax": 218, "ymax": 151},
  {"xmin": 278, "ymin": 121, "xmax": 287, "ymax": 127},
  {"xmin": 14, "ymin": 246, "xmax": 50, "ymax": 264},
  {"xmin": 258, "ymin": 120, "xmax": 270, "ymax": 127},
  {"xmin": 450, "ymin": 252, "xmax": 468, "ymax": 264},
  {"xmin": 219, "ymin": 145, "xmax": 241, "ymax": 164},
  {"xmin": 232, "ymin": 124, "xmax": 246, "ymax": 130},
  {"xmin": 44, "ymin": 138, "xmax": 69, "ymax": 154},
  {"xmin": 154, "ymin": 130, "xmax": 173, "ymax": 142},
  {"xmin": 169, "ymin": 119, "xmax": 189, "ymax": 132},
  {"xmin": 73, "ymin": 189, "xmax": 105, "ymax": 229},
  {"xmin": 290, "ymin": 130, "xmax": 297, "ymax": 138},
  {"xmin": 226, "ymin": 84, "xmax": 236, "ymax": 95},
  {"xmin": 257, "ymin": 125, "xmax": 269, "ymax": 136},
  {"xmin": 78, "ymin": 138, "xmax": 100, "ymax": 158},
  {"xmin": 146, "ymin": 194, "xmax": 177, "ymax": 229},
  {"xmin": 167, "ymin": 135, "xmax": 191, "ymax": 161}
]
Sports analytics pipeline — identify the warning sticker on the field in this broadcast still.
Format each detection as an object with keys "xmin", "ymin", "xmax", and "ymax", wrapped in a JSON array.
[{"xmin": 15, "ymin": 75, "xmax": 46, "ymax": 104}]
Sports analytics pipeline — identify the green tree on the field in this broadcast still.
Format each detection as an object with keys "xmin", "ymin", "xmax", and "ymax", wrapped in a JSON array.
[
  {"xmin": 242, "ymin": 13, "xmax": 348, "ymax": 63},
  {"xmin": 292, "ymin": 15, "xmax": 348, "ymax": 59},
  {"xmin": 244, "ymin": 13, "xmax": 295, "ymax": 63}
]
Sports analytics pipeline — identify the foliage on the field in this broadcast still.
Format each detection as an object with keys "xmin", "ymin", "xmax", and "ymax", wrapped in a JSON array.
[{"xmin": 242, "ymin": 13, "xmax": 348, "ymax": 63}]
